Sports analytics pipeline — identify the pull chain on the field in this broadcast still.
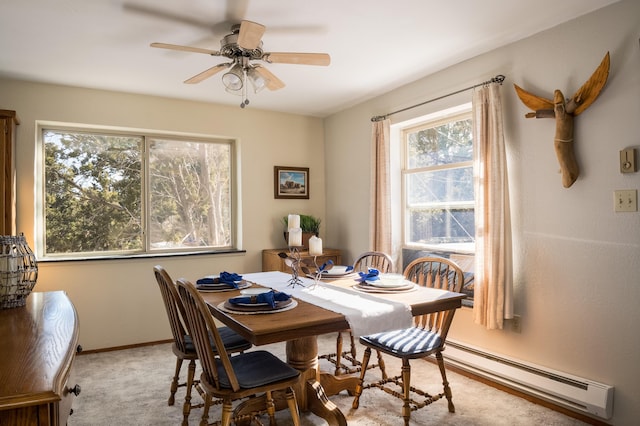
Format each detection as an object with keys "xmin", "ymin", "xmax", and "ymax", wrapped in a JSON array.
[{"xmin": 241, "ymin": 70, "xmax": 249, "ymax": 108}]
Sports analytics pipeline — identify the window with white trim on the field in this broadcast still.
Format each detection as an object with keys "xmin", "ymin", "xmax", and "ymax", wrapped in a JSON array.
[
  {"xmin": 396, "ymin": 106, "xmax": 476, "ymax": 305},
  {"xmin": 402, "ymin": 110, "xmax": 474, "ymax": 252},
  {"xmin": 38, "ymin": 124, "xmax": 237, "ymax": 259}
]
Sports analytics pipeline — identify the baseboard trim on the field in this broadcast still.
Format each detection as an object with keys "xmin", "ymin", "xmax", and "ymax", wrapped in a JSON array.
[{"xmin": 77, "ymin": 339, "xmax": 173, "ymax": 355}]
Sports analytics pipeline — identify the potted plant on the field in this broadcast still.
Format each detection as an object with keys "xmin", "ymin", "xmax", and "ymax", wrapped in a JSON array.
[{"xmin": 282, "ymin": 214, "xmax": 321, "ymax": 248}]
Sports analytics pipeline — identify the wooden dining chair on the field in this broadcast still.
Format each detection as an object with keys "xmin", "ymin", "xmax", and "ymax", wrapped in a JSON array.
[
  {"xmin": 176, "ymin": 278, "xmax": 301, "ymax": 426},
  {"xmin": 352, "ymin": 256, "xmax": 464, "ymax": 426},
  {"xmin": 153, "ymin": 266, "xmax": 252, "ymax": 426},
  {"xmin": 319, "ymin": 251, "xmax": 394, "ymax": 375}
]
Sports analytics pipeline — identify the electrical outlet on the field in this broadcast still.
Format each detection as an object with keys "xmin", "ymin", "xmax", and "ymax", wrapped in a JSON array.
[
  {"xmin": 510, "ymin": 315, "xmax": 522, "ymax": 333},
  {"xmin": 614, "ymin": 190, "xmax": 637, "ymax": 212}
]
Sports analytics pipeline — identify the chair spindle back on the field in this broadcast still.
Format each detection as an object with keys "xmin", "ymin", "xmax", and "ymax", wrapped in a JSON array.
[
  {"xmin": 154, "ymin": 266, "xmax": 190, "ymax": 354},
  {"xmin": 403, "ymin": 257, "xmax": 463, "ymax": 340},
  {"xmin": 353, "ymin": 251, "xmax": 394, "ymax": 273},
  {"xmin": 176, "ymin": 278, "xmax": 240, "ymax": 392}
]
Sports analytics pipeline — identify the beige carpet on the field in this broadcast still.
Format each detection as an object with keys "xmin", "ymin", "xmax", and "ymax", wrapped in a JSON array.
[{"xmin": 69, "ymin": 334, "xmax": 588, "ymax": 425}]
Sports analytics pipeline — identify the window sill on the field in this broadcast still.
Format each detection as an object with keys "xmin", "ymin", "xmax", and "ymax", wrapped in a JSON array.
[
  {"xmin": 38, "ymin": 249, "xmax": 246, "ymax": 263},
  {"xmin": 404, "ymin": 242, "xmax": 475, "ymax": 255}
]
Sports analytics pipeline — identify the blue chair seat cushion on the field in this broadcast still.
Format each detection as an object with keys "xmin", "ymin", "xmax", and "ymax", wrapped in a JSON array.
[
  {"xmin": 184, "ymin": 326, "xmax": 251, "ymax": 353},
  {"xmin": 216, "ymin": 350, "xmax": 300, "ymax": 389},
  {"xmin": 360, "ymin": 327, "xmax": 443, "ymax": 357}
]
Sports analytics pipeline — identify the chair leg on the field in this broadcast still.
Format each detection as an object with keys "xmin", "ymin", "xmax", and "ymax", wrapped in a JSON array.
[
  {"xmin": 265, "ymin": 390, "xmax": 277, "ymax": 426},
  {"xmin": 436, "ymin": 351, "xmax": 455, "ymax": 413},
  {"xmin": 169, "ymin": 357, "xmax": 183, "ymax": 405},
  {"xmin": 375, "ymin": 349, "xmax": 387, "ymax": 380},
  {"xmin": 182, "ymin": 359, "xmax": 197, "ymax": 425},
  {"xmin": 352, "ymin": 347, "xmax": 372, "ymax": 409},
  {"xmin": 200, "ymin": 393, "xmax": 212, "ymax": 426},
  {"xmin": 220, "ymin": 399, "xmax": 233, "ymax": 426},
  {"xmin": 401, "ymin": 358, "xmax": 412, "ymax": 426},
  {"xmin": 285, "ymin": 387, "xmax": 301, "ymax": 426},
  {"xmin": 335, "ymin": 332, "xmax": 344, "ymax": 375},
  {"xmin": 349, "ymin": 332, "xmax": 357, "ymax": 358}
]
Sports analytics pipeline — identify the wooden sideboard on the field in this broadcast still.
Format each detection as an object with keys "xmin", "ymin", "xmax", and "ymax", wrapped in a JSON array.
[
  {"xmin": 0, "ymin": 291, "xmax": 81, "ymax": 425},
  {"xmin": 262, "ymin": 248, "xmax": 342, "ymax": 273}
]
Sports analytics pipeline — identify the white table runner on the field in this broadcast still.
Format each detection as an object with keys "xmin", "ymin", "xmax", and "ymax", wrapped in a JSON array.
[{"xmin": 242, "ymin": 271, "xmax": 412, "ymax": 337}]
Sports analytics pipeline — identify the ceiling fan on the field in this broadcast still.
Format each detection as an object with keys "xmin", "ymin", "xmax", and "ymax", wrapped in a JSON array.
[{"xmin": 151, "ymin": 20, "xmax": 331, "ymax": 108}]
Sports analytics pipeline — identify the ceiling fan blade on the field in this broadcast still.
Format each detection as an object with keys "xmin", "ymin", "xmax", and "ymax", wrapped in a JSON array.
[
  {"xmin": 125, "ymin": 2, "xmax": 248, "ymax": 40},
  {"xmin": 254, "ymin": 66, "xmax": 285, "ymax": 90},
  {"xmin": 237, "ymin": 20, "xmax": 266, "ymax": 50},
  {"xmin": 263, "ymin": 52, "xmax": 330, "ymax": 66},
  {"xmin": 184, "ymin": 64, "xmax": 230, "ymax": 84},
  {"xmin": 151, "ymin": 42, "xmax": 220, "ymax": 56},
  {"xmin": 124, "ymin": 3, "xmax": 212, "ymax": 30},
  {"xmin": 225, "ymin": 0, "xmax": 249, "ymax": 22}
]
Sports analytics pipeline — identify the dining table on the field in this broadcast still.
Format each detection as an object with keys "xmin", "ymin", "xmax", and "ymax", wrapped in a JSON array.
[{"xmin": 198, "ymin": 270, "xmax": 466, "ymax": 426}]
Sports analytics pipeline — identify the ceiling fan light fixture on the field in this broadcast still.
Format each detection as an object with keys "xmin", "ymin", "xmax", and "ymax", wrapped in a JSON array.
[
  {"xmin": 222, "ymin": 63, "xmax": 244, "ymax": 90},
  {"xmin": 151, "ymin": 20, "xmax": 329, "ymax": 108},
  {"xmin": 247, "ymin": 67, "xmax": 267, "ymax": 93}
]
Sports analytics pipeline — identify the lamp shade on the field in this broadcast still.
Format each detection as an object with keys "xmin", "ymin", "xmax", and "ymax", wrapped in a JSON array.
[
  {"xmin": 247, "ymin": 67, "xmax": 267, "ymax": 93},
  {"xmin": 222, "ymin": 63, "xmax": 244, "ymax": 90}
]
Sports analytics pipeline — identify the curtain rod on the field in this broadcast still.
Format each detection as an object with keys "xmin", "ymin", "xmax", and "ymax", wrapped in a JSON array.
[{"xmin": 371, "ymin": 74, "xmax": 505, "ymax": 122}]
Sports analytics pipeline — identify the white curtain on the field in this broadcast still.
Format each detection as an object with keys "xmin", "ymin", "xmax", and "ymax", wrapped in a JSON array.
[
  {"xmin": 472, "ymin": 83, "xmax": 514, "ymax": 330},
  {"xmin": 370, "ymin": 119, "xmax": 391, "ymax": 255}
]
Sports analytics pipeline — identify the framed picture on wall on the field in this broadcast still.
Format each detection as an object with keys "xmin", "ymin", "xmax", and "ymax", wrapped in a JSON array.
[{"xmin": 274, "ymin": 166, "xmax": 309, "ymax": 199}]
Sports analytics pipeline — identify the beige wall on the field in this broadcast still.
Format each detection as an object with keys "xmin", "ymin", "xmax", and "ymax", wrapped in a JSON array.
[
  {"xmin": 2, "ymin": 1, "xmax": 639, "ymax": 423},
  {"xmin": 0, "ymin": 80, "xmax": 326, "ymax": 350},
  {"xmin": 324, "ymin": 1, "xmax": 639, "ymax": 424}
]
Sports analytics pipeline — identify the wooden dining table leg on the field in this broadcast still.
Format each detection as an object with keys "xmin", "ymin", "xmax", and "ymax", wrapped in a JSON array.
[
  {"xmin": 318, "ymin": 370, "xmax": 360, "ymax": 397},
  {"xmin": 286, "ymin": 337, "xmax": 347, "ymax": 426}
]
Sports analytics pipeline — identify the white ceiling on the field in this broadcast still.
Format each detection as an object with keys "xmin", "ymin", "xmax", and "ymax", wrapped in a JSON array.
[{"xmin": 0, "ymin": 0, "xmax": 620, "ymax": 117}]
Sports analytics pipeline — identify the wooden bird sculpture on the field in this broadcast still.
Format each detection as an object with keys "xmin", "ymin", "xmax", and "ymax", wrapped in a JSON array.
[{"xmin": 514, "ymin": 51, "xmax": 610, "ymax": 188}]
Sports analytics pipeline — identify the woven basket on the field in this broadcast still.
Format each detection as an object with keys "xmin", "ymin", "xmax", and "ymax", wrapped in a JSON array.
[{"xmin": 0, "ymin": 234, "xmax": 38, "ymax": 309}]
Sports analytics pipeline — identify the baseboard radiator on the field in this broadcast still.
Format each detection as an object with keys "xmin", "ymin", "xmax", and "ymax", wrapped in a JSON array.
[{"xmin": 444, "ymin": 340, "xmax": 614, "ymax": 420}]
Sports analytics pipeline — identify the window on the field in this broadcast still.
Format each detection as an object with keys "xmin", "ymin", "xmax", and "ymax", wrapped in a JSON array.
[
  {"xmin": 398, "ymin": 107, "xmax": 475, "ymax": 306},
  {"xmin": 38, "ymin": 124, "xmax": 237, "ymax": 259},
  {"xmin": 402, "ymin": 110, "xmax": 474, "ymax": 251}
]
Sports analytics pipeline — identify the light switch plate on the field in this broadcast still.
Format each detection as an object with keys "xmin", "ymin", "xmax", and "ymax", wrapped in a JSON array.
[
  {"xmin": 614, "ymin": 190, "xmax": 637, "ymax": 212},
  {"xmin": 620, "ymin": 148, "xmax": 637, "ymax": 173}
]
